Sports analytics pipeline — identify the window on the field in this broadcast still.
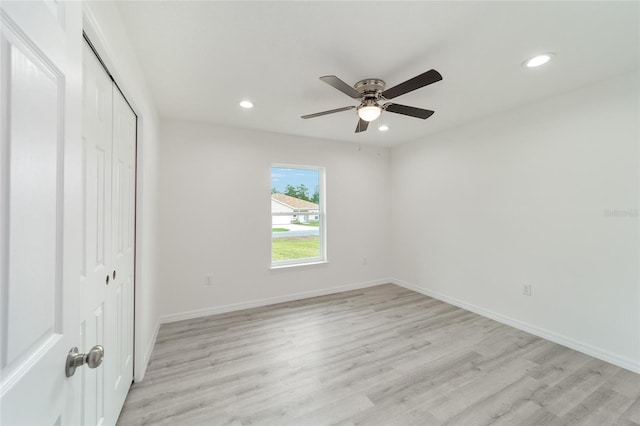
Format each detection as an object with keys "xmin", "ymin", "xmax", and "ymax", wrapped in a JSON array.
[{"xmin": 271, "ymin": 165, "xmax": 325, "ymax": 267}]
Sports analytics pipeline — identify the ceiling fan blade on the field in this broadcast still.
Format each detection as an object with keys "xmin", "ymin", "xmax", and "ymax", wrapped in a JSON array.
[
  {"xmin": 384, "ymin": 103, "xmax": 435, "ymax": 119},
  {"xmin": 355, "ymin": 118, "xmax": 369, "ymax": 133},
  {"xmin": 301, "ymin": 105, "xmax": 355, "ymax": 119},
  {"xmin": 381, "ymin": 69, "xmax": 442, "ymax": 100},
  {"xmin": 320, "ymin": 75, "xmax": 362, "ymax": 99}
]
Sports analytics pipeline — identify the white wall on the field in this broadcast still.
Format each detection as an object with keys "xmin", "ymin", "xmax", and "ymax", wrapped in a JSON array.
[
  {"xmin": 390, "ymin": 72, "xmax": 640, "ymax": 372},
  {"xmin": 83, "ymin": 2, "xmax": 162, "ymax": 381},
  {"xmin": 158, "ymin": 121, "xmax": 390, "ymax": 319}
]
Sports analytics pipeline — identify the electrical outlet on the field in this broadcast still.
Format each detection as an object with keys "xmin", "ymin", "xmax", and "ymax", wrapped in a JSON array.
[
  {"xmin": 522, "ymin": 283, "xmax": 532, "ymax": 296},
  {"xmin": 204, "ymin": 275, "xmax": 213, "ymax": 286}
]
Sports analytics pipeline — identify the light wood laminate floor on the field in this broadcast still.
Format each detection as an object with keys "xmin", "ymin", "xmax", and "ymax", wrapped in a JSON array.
[{"xmin": 118, "ymin": 284, "xmax": 640, "ymax": 425}]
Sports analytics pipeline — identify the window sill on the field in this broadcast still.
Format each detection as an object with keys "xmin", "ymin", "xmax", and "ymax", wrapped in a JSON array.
[{"xmin": 270, "ymin": 260, "xmax": 328, "ymax": 270}]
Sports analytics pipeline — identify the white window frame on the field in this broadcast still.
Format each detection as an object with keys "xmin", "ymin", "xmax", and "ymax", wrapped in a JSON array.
[{"xmin": 270, "ymin": 164, "xmax": 326, "ymax": 268}]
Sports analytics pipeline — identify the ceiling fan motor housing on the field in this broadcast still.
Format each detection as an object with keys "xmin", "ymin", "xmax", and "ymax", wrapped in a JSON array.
[{"xmin": 355, "ymin": 79, "xmax": 386, "ymax": 100}]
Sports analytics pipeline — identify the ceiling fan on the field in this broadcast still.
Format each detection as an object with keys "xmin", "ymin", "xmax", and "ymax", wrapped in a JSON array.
[{"xmin": 301, "ymin": 69, "xmax": 442, "ymax": 133}]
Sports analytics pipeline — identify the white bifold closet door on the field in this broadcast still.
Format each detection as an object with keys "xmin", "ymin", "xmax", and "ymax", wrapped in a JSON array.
[{"xmin": 81, "ymin": 40, "xmax": 135, "ymax": 426}]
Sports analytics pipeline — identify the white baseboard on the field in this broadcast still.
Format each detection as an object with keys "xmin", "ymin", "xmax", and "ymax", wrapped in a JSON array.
[
  {"xmin": 160, "ymin": 278, "xmax": 390, "ymax": 324},
  {"xmin": 134, "ymin": 319, "xmax": 160, "ymax": 383},
  {"xmin": 391, "ymin": 278, "xmax": 640, "ymax": 374}
]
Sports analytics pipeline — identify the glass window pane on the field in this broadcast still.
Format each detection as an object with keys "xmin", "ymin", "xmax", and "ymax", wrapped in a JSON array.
[{"xmin": 271, "ymin": 166, "xmax": 323, "ymax": 265}]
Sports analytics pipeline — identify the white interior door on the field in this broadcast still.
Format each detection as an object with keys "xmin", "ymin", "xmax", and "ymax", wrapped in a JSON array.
[
  {"xmin": 0, "ymin": 1, "xmax": 83, "ymax": 425},
  {"xmin": 81, "ymin": 40, "xmax": 136, "ymax": 425},
  {"xmin": 109, "ymin": 85, "xmax": 135, "ymax": 419},
  {"xmin": 80, "ymin": 40, "xmax": 113, "ymax": 426}
]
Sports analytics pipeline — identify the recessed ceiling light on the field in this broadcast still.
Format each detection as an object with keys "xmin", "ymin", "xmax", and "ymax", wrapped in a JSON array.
[
  {"xmin": 239, "ymin": 100, "xmax": 254, "ymax": 109},
  {"xmin": 523, "ymin": 53, "xmax": 555, "ymax": 68},
  {"xmin": 378, "ymin": 125, "xmax": 389, "ymax": 132}
]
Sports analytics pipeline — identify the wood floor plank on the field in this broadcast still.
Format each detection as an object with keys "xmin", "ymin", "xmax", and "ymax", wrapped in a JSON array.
[
  {"xmin": 117, "ymin": 284, "xmax": 640, "ymax": 426},
  {"xmin": 531, "ymin": 358, "xmax": 623, "ymax": 417},
  {"xmin": 619, "ymin": 397, "xmax": 640, "ymax": 424},
  {"xmin": 439, "ymin": 376, "xmax": 545, "ymax": 425},
  {"xmin": 559, "ymin": 386, "xmax": 634, "ymax": 425},
  {"xmin": 281, "ymin": 394, "xmax": 374, "ymax": 426}
]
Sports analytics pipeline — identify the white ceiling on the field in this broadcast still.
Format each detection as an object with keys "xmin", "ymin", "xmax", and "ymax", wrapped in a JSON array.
[{"xmin": 117, "ymin": 1, "xmax": 639, "ymax": 147}]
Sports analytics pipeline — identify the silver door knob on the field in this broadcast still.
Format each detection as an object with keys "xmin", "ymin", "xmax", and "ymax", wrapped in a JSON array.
[{"xmin": 65, "ymin": 345, "xmax": 104, "ymax": 377}]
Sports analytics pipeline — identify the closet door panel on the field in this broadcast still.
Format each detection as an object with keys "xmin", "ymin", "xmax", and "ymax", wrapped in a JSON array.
[
  {"xmin": 80, "ymin": 40, "xmax": 112, "ymax": 426},
  {"xmin": 109, "ymin": 87, "xmax": 135, "ymax": 421},
  {"xmin": 82, "ymin": 39, "xmax": 136, "ymax": 426}
]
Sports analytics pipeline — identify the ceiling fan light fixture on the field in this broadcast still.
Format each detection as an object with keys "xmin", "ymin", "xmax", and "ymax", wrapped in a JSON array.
[{"xmin": 357, "ymin": 104, "xmax": 382, "ymax": 122}]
